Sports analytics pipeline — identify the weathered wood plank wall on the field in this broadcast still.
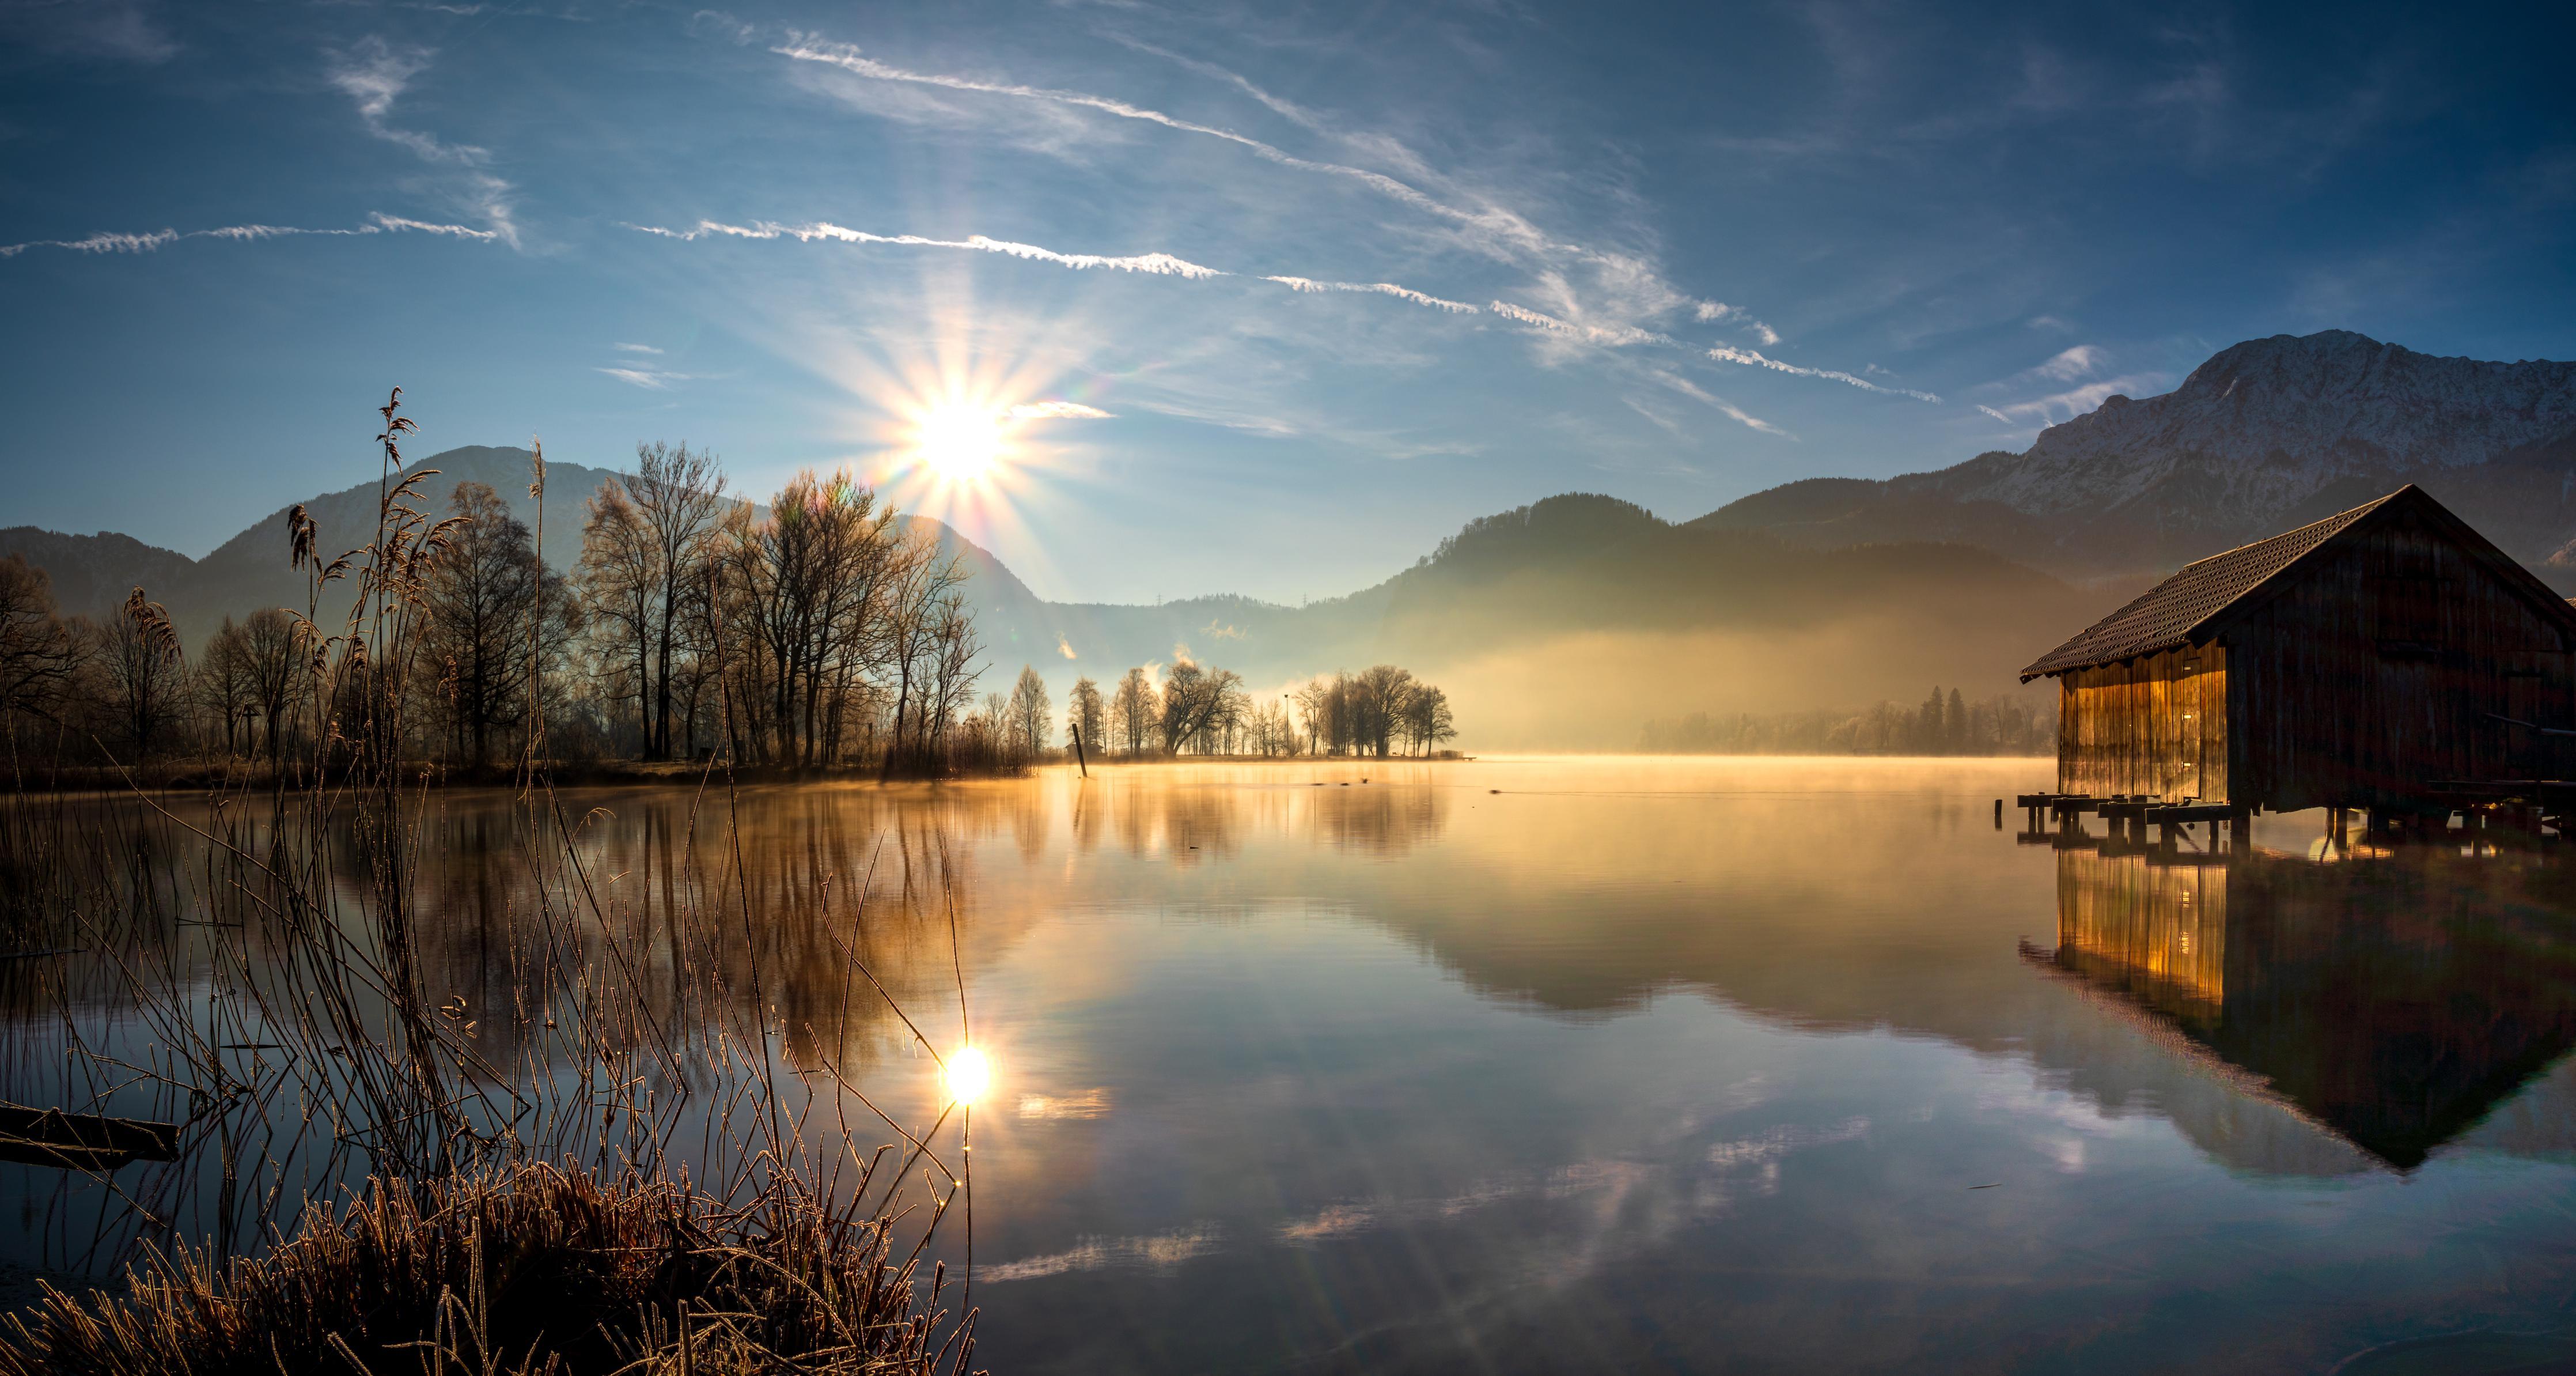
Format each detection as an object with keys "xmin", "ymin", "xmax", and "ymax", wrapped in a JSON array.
[
  {"xmin": 2225, "ymin": 508, "xmax": 2576, "ymax": 811},
  {"xmin": 2055, "ymin": 645, "xmax": 2229, "ymax": 802}
]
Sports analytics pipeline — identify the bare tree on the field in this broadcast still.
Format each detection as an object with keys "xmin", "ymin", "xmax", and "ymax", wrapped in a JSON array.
[
  {"xmin": 199, "ymin": 617, "xmax": 259, "ymax": 756},
  {"xmin": 236, "ymin": 607, "xmax": 302, "ymax": 764},
  {"xmin": 923, "ymin": 594, "xmax": 982, "ymax": 762},
  {"xmin": 577, "ymin": 481, "xmax": 658, "ymax": 754},
  {"xmin": 626, "ymin": 442, "xmax": 728, "ymax": 758},
  {"xmin": 1400, "ymin": 683, "xmax": 1456, "ymax": 755},
  {"xmin": 1066, "ymin": 675, "xmax": 1105, "ymax": 759},
  {"xmin": 1156, "ymin": 658, "xmax": 1246, "ymax": 755},
  {"xmin": 93, "ymin": 588, "xmax": 185, "ymax": 759},
  {"xmin": 421, "ymin": 482, "xmax": 561, "ymax": 765},
  {"xmin": 0, "ymin": 555, "xmax": 82, "ymax": 729},
  {"xmin": 1347, "ymin": 664, "xmax": 1418, "ymax": 758},
  {"xmin": 1111, "ymin": 667, "xmax": 1154, "ymax": 756},
  {"xmin": 876, "ymin": 527, "xmax": 971, "ymax": 776},
  {"xmin": 1007, "ymin": 665, "xmax": 1051, "ymax": 759}
]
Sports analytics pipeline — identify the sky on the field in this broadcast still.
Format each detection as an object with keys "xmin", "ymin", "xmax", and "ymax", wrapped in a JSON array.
[{"xmin": 2, "ymin": 0, "xmax": 2572, "ymax": 604}]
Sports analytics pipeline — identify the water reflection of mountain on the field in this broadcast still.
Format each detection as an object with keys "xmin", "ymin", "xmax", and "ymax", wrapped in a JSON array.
[{"xmin": 2034, "ymin": 844, "xmax": 2576, "ymax": 1170}]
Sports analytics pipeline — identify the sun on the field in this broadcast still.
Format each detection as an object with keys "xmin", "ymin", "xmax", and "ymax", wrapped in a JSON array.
[{"xmin": 912, "ymin": 402, "xmax": 1007, "ymax": 485}]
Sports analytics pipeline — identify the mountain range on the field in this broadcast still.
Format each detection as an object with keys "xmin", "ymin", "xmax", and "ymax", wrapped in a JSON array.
[
  {"xmin": 6, "ymin": 328, "xmax": 2571, "ymax": 746},
  {"xmin": 1703, "ymin": 330, "xmax": 2576, "ymax": 581}
]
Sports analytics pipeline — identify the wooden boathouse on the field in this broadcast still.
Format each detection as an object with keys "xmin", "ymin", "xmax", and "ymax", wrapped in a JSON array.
[{"xmin": 2017, "ymin": 485, "xmax": 2576, "ymax": 831}]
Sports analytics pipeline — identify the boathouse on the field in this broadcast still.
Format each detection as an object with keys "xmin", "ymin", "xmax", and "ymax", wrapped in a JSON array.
[{"xmin": 2019, "ymin": 485, "xmax": 2576, "ymax": 816}]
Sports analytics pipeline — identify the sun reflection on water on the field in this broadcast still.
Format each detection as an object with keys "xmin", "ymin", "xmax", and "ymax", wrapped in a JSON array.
[{"xmin": 944, "ymin": 1046, "xmax": 992, "ymax": 1106}]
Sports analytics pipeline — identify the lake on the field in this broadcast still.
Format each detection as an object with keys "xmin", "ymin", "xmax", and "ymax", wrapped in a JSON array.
[{"xmin": 9, "ymin": 756, "xmax": 2576, "ymax": 1373}]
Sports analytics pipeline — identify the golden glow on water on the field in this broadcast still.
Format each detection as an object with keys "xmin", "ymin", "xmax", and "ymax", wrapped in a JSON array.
[{"xmin": 943, "ymin": 1046, "xmax": 992, "ymax": 1106}]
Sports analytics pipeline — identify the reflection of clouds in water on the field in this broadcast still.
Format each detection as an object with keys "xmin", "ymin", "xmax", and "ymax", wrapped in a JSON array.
[
  {"xmin": 1017, "ymin": 1088, "xmax": 1111, "ymax": 1120},
  {"xmin": 981, "ymin": 1224, "xmax": 1223, "ymax": 1282},
  {"xmin": 1275, "ymin": 1155, "xmax": 1676, "ymax": 1247},
  {"xmin": 1279, "ymin": 1203, "xmax": 1378, "ymax": 1242},
  {"xmin": 1704, "ymin": 1115, "xmax": 1870, "ymax": 1170}
]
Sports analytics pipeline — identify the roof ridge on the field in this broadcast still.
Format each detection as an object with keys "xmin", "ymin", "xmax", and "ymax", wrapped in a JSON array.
[
  {"xmin": 2020, "ymin": 486, "xmax": 2416, "ymax": 681},
  {"xmin": 2170, "ymin": 486, "xmax": 2411, "ymax": 573}
]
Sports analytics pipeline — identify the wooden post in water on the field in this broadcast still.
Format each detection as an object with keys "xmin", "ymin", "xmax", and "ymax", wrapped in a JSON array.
[{"xmin": 1071, "ymin": 722, "xmax": 1090, "ymax": 778}]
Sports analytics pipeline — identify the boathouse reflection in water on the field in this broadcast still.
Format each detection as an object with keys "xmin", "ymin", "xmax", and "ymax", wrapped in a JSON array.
[{"xmin": 2029, "ymin": 831, "xmax": 2576, "ymax": 1169}]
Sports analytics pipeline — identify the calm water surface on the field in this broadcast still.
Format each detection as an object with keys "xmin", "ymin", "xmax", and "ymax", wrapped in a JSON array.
[{"xmin": 16, "ymin": 757, "xmax": 2576, "ymax": 1373}]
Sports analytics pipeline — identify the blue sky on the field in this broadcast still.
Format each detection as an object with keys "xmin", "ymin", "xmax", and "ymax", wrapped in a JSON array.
[{"xmin": 2, "ymin": 0, "xmax": 2571, "ymax": 603}]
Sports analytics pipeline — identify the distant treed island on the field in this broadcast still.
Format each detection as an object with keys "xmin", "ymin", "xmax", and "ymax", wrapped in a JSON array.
[
  {"xmin": 1639, "ymin": 687, "xmax": 2055, "ymax": 756},
  {"xmin": 0, "ymin": 436, "xmax": 1457, "ymax": 781}
]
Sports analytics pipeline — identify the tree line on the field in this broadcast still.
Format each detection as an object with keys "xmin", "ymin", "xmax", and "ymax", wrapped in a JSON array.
[
  {"xmin": 1088, "ymin": 661, "xmax": 1456, "ymax": 759},
  {"xmin": 933, "ymin": 659, "xmax": 1460, "ymax": 768},
  {"xmin": 1638, "ymin": 687, "xmax": 2056, "ymax": 756},
  {"xmin": 0, "ymin": 433, "xmax": 999, "ymax": 778}
]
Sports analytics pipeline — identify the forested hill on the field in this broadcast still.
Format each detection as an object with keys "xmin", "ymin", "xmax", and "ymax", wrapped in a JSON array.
[{"xmin": 2, "ymin": 464, "xmax": 2107, "ymax": 750}]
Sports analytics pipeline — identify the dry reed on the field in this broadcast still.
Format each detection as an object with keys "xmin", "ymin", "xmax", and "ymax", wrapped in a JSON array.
[{"xmin": 0, "ymin": 1159, "xmax": 974, "ymax": 1375}]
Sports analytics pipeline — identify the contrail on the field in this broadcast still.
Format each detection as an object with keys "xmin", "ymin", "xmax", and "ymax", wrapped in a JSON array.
[
  {"xmin": 1265, "ymin": 277, "xmax": 1478, "ymax": 313},
  {"xmin": 626, "ymin": 220, "xmax": 1487, "ymax": 314},
  {"xmin": 1489, "ymin": 300, "xmax": 1675, "ymax": 348},
  {"xmin": 1708, "ymin": 345, "xmax": 1939, "ymax": 403},
  {"xmin": 627, "ymin": 219, "xmax": 1224, "ymax": 277},
  {"xmin": 630, "ymin": 217, "xmax": 1926, "ymax": 411},
  {"xmin": 1, "ymin": 213, "xmax": 499, "ymax": 260}
]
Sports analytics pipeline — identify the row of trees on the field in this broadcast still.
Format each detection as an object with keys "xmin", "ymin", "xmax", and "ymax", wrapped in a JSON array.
[
  {"xmin": 0, "ymin": 439, "xmax": 997, "ymax": 777},
  {"xmin": 1637, "ymin": 687, "xmax": 2058, "ymax": 756},
  {"xmin": 994, "ymin": 660, "xmax": 1458, "ymax": 762}
]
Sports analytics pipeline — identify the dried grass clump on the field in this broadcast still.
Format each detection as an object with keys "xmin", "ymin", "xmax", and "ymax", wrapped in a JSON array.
[{"xmin": 0, "ymin": 1160, "xmax": 978, "ymax": 1376}]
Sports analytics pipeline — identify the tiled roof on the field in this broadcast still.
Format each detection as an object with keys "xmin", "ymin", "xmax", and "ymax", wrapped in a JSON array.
[{"xmin": 2020, "ymin": 489, "xmax": 2408, "ymax": 680}]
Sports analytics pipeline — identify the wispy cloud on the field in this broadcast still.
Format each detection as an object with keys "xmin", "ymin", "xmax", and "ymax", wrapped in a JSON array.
[
  {"xmin": 596, "ymin": 365, "xmax": 698, "ymax": 389},
  {"xmin": 770, "ymin": 29, "xmax": 1819, "ymax": 381},
  {"xmin": 1693, "ymin": 299, "xmax": 1781, "ymax": 345},
  {"xmin": 612, "ymin": 341, "xmax": 663, "ymax": 354},
  {"xmin": 773, "ymin": 35, "xmax": 1560, "ymax": 264},
  {"xmin": 1980, "ymin": 372, "xmax": 2168, "ymax": 425},
  {"xmin": 1006, "ymin": 400, "xmax": 1114, "ymax": 419},
  {"xmin": 1127, "ymin": 399, "xmax": 1301, "ymax": 437},
  {"xmin": 325, "ymin": 37, "xmax": 519, "ymax": 245},
  {"xmin": 1976, "ymin": 404, "xmax": 2017, "ymax": 424},
  {"xmin": 2028, "ymin": 344, "xmax": 2104, "ymax": 382},
  {"xmin": 1, "ymin": 213, "xmax": 498, "ymax": 260},
  {"xmin": 1649, "ymin": 369, "xmax": 1794, "ymax": 438},
  {"xmin": 1, "ymin": 0, "xmax": 175, "ymax": 62},
  {"xmin": 1707, "ymin": 345, "xmax": 1939, "ymax": 403}
]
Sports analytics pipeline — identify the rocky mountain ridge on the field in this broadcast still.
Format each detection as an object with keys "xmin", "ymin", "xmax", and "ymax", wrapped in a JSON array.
[{"xmin": 1706, "ymin": 330, "xmax": 2576, "ymax": 579}]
